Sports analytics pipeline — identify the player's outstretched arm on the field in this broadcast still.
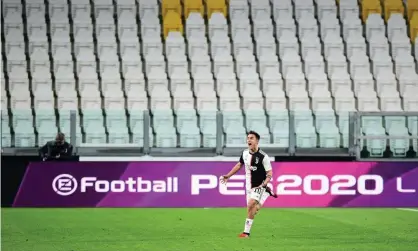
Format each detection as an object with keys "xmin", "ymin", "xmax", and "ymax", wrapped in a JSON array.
[
  {"xmin": 261, "ymin": 154, "xmax": 273, "ymax": 187},
  {"xmin": 260, "ymin": 169, "xmax": 273, "ymax": 188},
  {"xmin": 220, "ymin": 162, "xmax": 242, "ymax": 184},
  {"xmin": 261, "ymin": 155, "xmax": 277, "ymax": 198}
]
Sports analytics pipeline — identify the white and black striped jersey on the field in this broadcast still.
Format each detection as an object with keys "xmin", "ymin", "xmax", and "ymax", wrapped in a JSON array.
[{"xmin": 239, "ymin": 148, "xmax": 272, "ymax": 189}]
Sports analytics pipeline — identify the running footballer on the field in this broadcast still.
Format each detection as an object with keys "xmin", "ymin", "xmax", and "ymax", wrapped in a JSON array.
[{"xmin": 220, "ymin": 131, "xmax": 277, "ymax": 238}]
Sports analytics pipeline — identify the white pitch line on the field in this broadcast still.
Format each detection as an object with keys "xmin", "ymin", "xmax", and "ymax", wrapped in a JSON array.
[{"xmin": 397, "ymin": 208, "xmax": 418, "ymax": 212}]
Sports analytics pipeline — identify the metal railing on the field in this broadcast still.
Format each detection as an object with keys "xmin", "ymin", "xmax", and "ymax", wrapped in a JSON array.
[
  {"xmin": 2, "ymin": 110, "xmax": 418, "ymax": 159},
  {"xmin": 352, "ymin": 111, "xmax": 418, "ymax": 161}
]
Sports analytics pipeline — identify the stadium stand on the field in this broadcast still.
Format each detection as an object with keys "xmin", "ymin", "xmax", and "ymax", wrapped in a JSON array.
[{"xmin": 1, "ymin": 0, "xmax": 418, "ymax": 157}]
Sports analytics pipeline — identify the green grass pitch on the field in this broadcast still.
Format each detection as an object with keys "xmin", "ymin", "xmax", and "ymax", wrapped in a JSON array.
[{"xmin": 2, "ymin": 208, "xmax": 418, "ymax": 251}]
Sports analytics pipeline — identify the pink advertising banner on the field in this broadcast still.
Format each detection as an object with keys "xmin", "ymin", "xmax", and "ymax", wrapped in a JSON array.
[{"xmin": 13, "ymin": 161, "xmax": 418, "ymax": 208}]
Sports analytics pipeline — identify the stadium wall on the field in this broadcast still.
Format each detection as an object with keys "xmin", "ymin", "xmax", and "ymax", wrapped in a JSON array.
[{"xmin": 2, "ymin": 156, "xmax": 417, "ymax": 208}]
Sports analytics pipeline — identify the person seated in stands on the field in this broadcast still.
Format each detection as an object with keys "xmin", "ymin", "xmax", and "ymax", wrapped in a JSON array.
[{"xmin": 39, "ymin": 133, "xmax": 73, "ymax": 161}]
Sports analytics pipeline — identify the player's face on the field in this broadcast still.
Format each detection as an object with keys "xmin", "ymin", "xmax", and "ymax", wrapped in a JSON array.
[
  {"xmin": 55, "ymin": 137, "xmax": 64, "ymax": 145},
  {"xmin": 247, "ymin": 134, "xmax": 258, "ymax": 150}
]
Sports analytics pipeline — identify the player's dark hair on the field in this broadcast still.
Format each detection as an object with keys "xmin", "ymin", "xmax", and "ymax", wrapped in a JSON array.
[{"xmin": 247, "ymin": 130, "xmax": 260, "ymax": 141}]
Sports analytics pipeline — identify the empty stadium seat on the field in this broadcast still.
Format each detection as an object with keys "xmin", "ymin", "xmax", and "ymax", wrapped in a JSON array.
[
  {"xmin": 162, "ymin": 0, "xmax": 181, "ymax": 17},
  {"xmin": 294, "ymin": 111, "xmax": 317, "ymax": 148},
  {"xmin": 35, "ymin": 109, "xmax": 58, "ymax": 144},
  {"xmin": 152, "ymin": 110, "xmax": 177, "ymax": 147},
  {"xmin": 58, "ymin": 110, "xmax": 82, "ymax": 141},
  {"xmin": 207, "ymin": 0, "xmax": 227, "ymax": 18},
  {"xmin": 1, "ymin": 110, "xmax": 11, "ymax": 147},
  {"xmin": 223, "ymin": 111, "xmax": 246, "ymax": 146},
  {"xmin": 184, "ymin": 0, "xmax": 203, "ymax": 18},
  {"xmin": 361, "ymin": 0, "xmax": 382, "ymax": 23},
  {"xmin": 82, "ymin": 110, "xmax": 107, "ymax": 144},
  {"xmin": 163, "ymin": 11, "xmax": 183, "ymax": 38},
  {"xmin": 199, "ymin": 111, "xmax": 217, "ymax": 147},
  {"xmin": 12, "ymin": 110, "xmax": 35, "ymax": 147},
  {"xmin": 106, "ymin": 110, "xmax": 129, "ymax": 144},
  {"xmin": 176, "ymin": 110, "xmax": 201, "ymax": 147},
  {"xmin": 384, "ymin": 0, "xmax": 404, "ymax": 22},
  {"xmin": 244, "ymin": 110, "xmax": 271, "ymax": 144},
  {"xmin": 315, "ymin": 111, "xmax": 340, "ymax": 148},
  {"xmin": 129, "ymin": 110, "xmax": 153, "ymax": 146}
]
